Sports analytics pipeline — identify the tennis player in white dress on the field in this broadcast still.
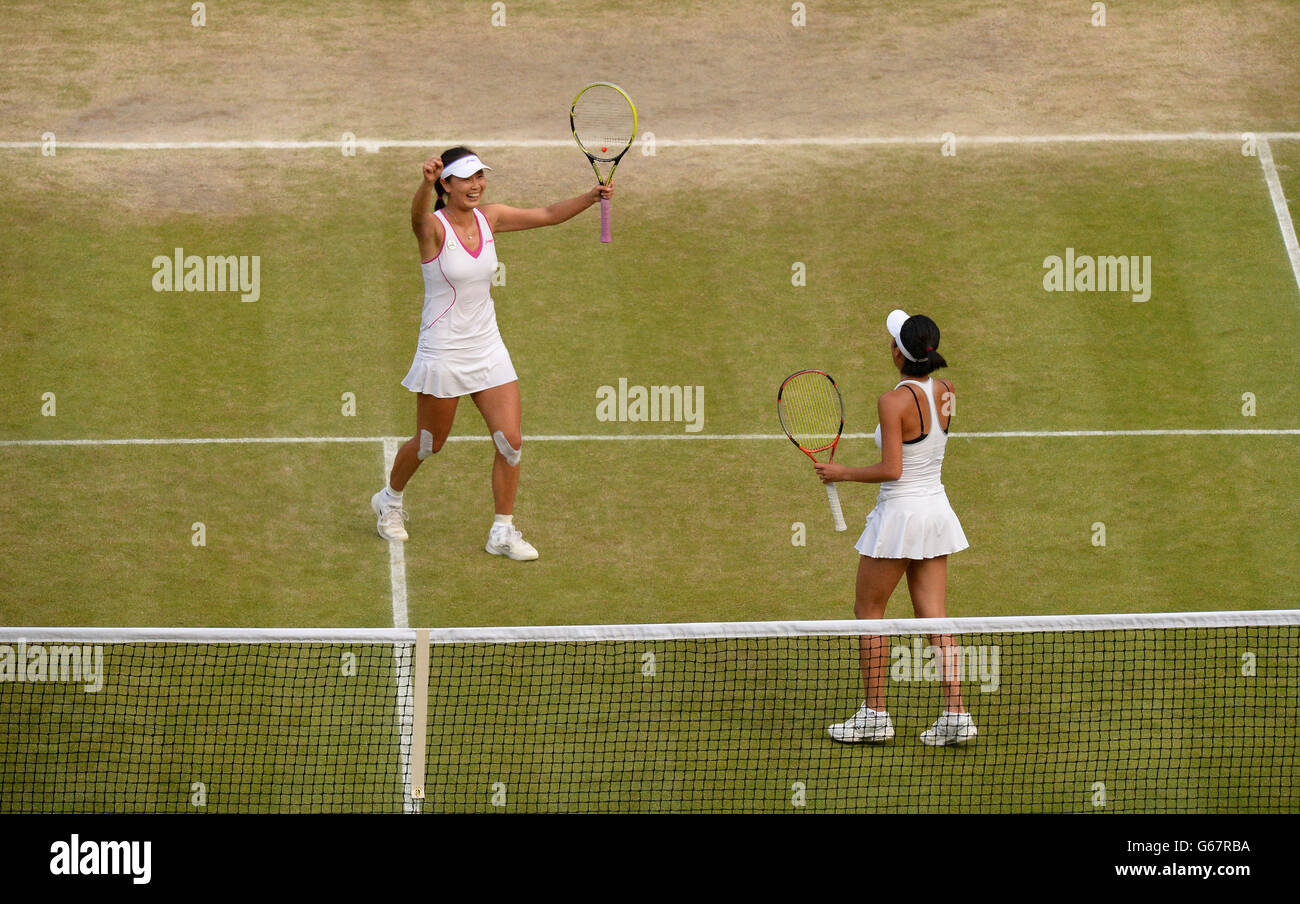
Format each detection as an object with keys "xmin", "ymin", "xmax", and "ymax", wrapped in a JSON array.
[
  {"xmin": 814, "ymin": 310, "xmax": 975, "ymax": 745},
  {"xmin": 371, "ymin": 147, "xmax": 612, "ymax": 560}
]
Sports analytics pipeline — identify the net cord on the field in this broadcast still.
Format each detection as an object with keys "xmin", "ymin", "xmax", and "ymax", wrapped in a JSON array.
[{"xmin": 4, "ymin": 610, "xmax": 1298, "ymax": 645}]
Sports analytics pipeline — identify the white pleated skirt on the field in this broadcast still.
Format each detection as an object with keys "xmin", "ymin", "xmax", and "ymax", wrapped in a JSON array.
[
  {"xmin": 854, "ymin": 488, "xmax": 969, "ymax": 560},
  {"xmin": 401, "ymin": 337, "xmax": 518, "ymax": 398}
]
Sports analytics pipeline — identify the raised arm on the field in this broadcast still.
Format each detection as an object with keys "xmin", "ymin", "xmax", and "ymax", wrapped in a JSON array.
[
  {"xmin": 482, "ymin": 183, "xmax": 613, "ymax": 233},
  {"xmin": 814, "ymin": 392, "xmax": 907, "ymax": 485},
  {"xmin": 412, "ymin": 157, "xmax": 445, "ymax": 259}
]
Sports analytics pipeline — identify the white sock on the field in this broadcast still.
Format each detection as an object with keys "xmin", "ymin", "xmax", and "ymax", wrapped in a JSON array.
[
  {"xmin": 493, "ymin": 514, "xmax": 513, "ymax": 528},
  {"xmin": 385, "ymin": 485, "xmax": 403, "ymax": 504}
]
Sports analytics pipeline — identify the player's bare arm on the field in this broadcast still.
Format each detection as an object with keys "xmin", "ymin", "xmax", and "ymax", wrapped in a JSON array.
[
  {"xmin": 483, "ymin": 184, "xmax": 614, "ymax": 233},
  {"xmin": 815, "ymin": 393, "xmax": 907, "ymax": 484},
  {"xmin": 412, "ymin": 157, "xmax": 445, "ymax": 258}
]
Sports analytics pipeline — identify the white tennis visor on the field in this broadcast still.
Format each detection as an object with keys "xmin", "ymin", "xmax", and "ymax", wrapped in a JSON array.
[
  {"xmin": 441, "ymin": 154, "xmax": 492, "ymax": 180},
  {"xmin": 886, "ymin": 308, "xmax": 919, "ymax": 362}
]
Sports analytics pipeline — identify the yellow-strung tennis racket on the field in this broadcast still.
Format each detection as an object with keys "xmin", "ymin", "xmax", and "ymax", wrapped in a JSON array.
[
  {"xmin": 570, "ymin": 82, "xmax": 638, "ymax": 243},
  {"xmin": 778, "ymin": 369, "xmax": 848, "ymax": 532}
]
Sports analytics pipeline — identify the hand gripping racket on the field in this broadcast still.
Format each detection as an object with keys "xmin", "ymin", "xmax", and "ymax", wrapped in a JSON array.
[
  {"xmin": 778, "ymin": 369, "xmax": 848, "ymax": 532},
  {"xmin": 570, "ymin": 82, "xmax": 638, "ymax": 243}
]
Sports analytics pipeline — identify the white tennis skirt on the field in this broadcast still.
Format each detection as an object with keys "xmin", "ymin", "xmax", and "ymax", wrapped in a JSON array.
[
  {"xmin": 401, "ymin": 337, "xmax": 518, "ymax": 398},
  {"xmin": 854, "ymin": 488, "xmax": 969, "ymax": 560}
]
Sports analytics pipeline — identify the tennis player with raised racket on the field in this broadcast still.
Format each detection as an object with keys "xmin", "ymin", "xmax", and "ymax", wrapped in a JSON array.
[{"xmin": 369, "ymin": 146, "xmax": 614, "ymax": 559}]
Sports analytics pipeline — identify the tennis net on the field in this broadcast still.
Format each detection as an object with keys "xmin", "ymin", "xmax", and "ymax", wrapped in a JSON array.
[{"xmin": 1, "ymin": 611, "xmax": 1296, "ymax": 813}]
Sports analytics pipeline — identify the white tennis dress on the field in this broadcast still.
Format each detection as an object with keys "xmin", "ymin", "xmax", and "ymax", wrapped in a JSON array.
[
  {"xmin": 854, "ymin": 377, "xmax": 969, "ymax": 559},
  {"xmin": 401, "ymin": 207, "xmax": 518, "ymax": 398}
]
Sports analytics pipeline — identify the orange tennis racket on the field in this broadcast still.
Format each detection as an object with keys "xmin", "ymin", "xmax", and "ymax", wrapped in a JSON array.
[{"xmin": 778, "ymin": 369, "xmax": 847, "ymax": 531}]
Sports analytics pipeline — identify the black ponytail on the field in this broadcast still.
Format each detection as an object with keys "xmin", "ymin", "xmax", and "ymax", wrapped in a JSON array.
[
  {"xmin": 433, "ymin": 146, "xmax": 477, "ymax": 211},
  {"xmin": 898, "ymin": 314, "xmax": 948, "ymax": 377}
]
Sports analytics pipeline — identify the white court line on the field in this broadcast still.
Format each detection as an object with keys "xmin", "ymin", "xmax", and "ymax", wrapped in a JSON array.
[
  {"xmin": 942, "ymin": 429, "xmax": 1300, "ymax": 438},
  {"xmin": 380, "ymin": 437, "xmax": 418, "ymax": 814},
  {"xmin": 3, "ymin": 132, "xmax": 1300, "ymax": 151},
  {"xmin": 2, "ymin": 429, "xmax": 1298, "ymax": 448},
  {"xmin": 394, "ymin": 637, "xmax": 419, "ymax": 815},
  {"xmin": 381, "ymin": 438, "xmax": 409, "ymax": 628},
  {"xmin": 0, "ymin": 436, "xmax": 387, "ymax": 446},
  {"xmin": 1258, "ymin": 138, "xmax": 1300, "ymax": 298}
]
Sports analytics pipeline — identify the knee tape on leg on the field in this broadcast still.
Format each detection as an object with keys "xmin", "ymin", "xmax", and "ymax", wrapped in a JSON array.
[
  {"xmin": 418, "ymin": 429, "xmax": 434, "ymax": 460},
  {"xmin": 492, "ymin": 430, "xmax": 521, "ymax": 467}
]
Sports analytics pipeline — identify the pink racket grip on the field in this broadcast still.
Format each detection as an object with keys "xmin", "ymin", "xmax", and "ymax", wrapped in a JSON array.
[{"xmin": 600, "ymin": 197, "xmax": 611, "ymax": 243}]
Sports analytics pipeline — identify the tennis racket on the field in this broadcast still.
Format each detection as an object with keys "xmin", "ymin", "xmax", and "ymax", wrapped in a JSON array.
[
  {"xmin": 778, "ymin": 369, "xmax": 847, "ymax": 532},
  {"xmin": 570, "ymin": 82, "xmax": 638, "ymax": 243}
]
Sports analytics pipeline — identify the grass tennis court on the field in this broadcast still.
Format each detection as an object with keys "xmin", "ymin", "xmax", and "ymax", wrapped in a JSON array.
[
  {"xmin": 2, "ymin": 143, "xmax": 1299, "ymax": 626},
  {"xmin": 1, "ymin": 1, "xmax": 1298, "ymax": 815}
]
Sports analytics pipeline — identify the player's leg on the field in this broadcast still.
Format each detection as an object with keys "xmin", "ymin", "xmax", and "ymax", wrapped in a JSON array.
[
  {"xmin": 855, "ymin": 555, "xmax": 909, "ymax": 709},
  {"xmin": 907, "ymin": 555, "xmax": 977, "ymax": 745},
  {"xmin": 372, "ymin": 393, "xmax": 459, "ymax": 540},
  {"xmin": 469, "ymin": 381, "xmax": 522, "ymax": 514},
  {"xmin": 391, "ymin": 393, "xmax": 459, "ymax": 489},
  {"xmin": 469, "ymin": 381, "xmax": 536, "ymax": 561},
  {"xmin": 905, "ymin": 556, "xmax": 962, "ymax": 711},
  {"xmin": 829, "ymin": 555, "xmax": 908, "ymax": 742}
]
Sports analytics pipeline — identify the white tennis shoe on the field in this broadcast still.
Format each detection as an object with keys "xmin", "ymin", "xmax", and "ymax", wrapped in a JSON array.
[
  {"xmin": 371, "ymin": 490, "xmax": 409, "ymax": 542},
  {"xmin": 828, "ymin": 703, "xmax": 895, "ymax": 743},
  {"xmin": 920, "ymin": 711, "xmax": 977, "ymax": 746},
  {"xmin": 486, "ymin": 523, "xmax": 539, "ymax": 561}
]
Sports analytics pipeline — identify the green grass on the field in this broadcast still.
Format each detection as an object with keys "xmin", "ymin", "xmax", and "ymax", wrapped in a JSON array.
[
  {"xmin": 1, "ymin": 140, "xmax": 1298, "ymax": 812},
  {"xmin": 2, "ymin": 143, "xmax": 1298, "ymax": 623}
]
